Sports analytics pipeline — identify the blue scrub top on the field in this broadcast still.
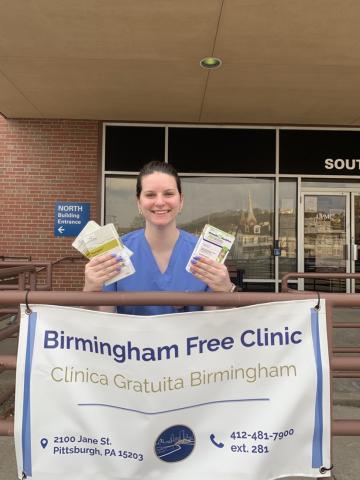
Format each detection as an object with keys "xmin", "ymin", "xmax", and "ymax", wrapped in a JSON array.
[{"xmin": 103, "ymin": 229, "xmax": 209, "ymax": 315}]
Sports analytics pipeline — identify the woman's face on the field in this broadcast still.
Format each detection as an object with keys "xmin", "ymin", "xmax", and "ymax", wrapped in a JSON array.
[{"xmin": 137, "ymin": 172, "xmax": 183, "ymax": 228}]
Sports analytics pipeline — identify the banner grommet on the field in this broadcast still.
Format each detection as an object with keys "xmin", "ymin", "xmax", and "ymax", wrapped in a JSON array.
[{"xmin": 319, "ymin": 463, "xmax": 334, "ymax": 474}]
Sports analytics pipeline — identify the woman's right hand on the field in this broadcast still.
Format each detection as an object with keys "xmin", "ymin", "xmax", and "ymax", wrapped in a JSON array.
[{"xmin": 83, "ymin": 253, "xmax": 123, "ymax": 292}]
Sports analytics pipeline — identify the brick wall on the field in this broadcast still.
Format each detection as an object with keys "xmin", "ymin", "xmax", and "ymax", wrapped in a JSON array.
[{"xmin": 0, "ymin": 117, "xmax": 101, "ymax": 290}]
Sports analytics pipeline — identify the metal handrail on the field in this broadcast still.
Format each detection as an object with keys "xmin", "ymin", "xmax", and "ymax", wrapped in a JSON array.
[
  {"xmin": 0, "ymin": 386, "xmax": 15, "ymax": 408},
  {"xmin": 0, "ymin": 265, "xmax": 37, "ymax": 291},
  {"xmin": 0, "ymin": 324, "xmax": 19, "ymax": 342},
  {"xmin": 281, "ymin": 273, "xmax": 360, "ymax": 354},
  {"xmin": 0, "ymin": 266, "xmax": 36, "ymax": 278},
  {"xmin": 51, "ymin": 255, "xmax": 84, "ymax": 265},
  {"xmin": 1, "ymin": 289, "xmax": 360, "ymax": 307},
  {"xmin": 0, "ymin": 290, "xmax": 359, "ymax": 439},
  {"xmin": 281, "ymin": 272, "xmax": 360, "ymax": 292},
  {"xmin": 0, "ymin": 261, "xmax": 52, "ymax": 290}
]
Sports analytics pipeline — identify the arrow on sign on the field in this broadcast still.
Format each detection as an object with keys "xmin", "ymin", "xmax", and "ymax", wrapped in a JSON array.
[{"xmin": 58, "ymin": 226, "xmax": 65, "ymax": 234}]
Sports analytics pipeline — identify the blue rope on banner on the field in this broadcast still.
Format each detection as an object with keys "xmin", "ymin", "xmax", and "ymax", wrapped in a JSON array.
[
  {"xmin": 311, "ymin": 301, "xmax": 323, "ymax": 468},
  {"xmin": 22, "ymin": 311, "xmax": 37, "ymax": 477}
]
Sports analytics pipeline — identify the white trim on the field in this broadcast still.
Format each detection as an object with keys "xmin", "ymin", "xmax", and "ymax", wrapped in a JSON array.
[
  {"xmin": 102, "ymin": 121, "xmax": 275, "ymax": 130},
  {"xmin": 293, "ymin": 174, "xmax": 360, "ymax": 179},
  {"xmin": 242, "ymin": 279, "xmax": 276, "ymax": 283},
  {"xmin": 302, "ymin": 186, "xmax": 360, "ymax": 194},
  {"xmin": 297, "ymin": 177, "xmax": 303, "ymax": 289},
  {"xmin": 165, "ymin": 126, "xmax": 168, "ymax": 163},
  {"xmin": 345, "ymin": 193, "xmax": 351, "ymax": 291},
  {"xmin": 104, "ymin": 172, "xmax": 360, "ymax": 180},
  {"xmin": 279, "ymin": 125, "xmax": 360, "ymax": 132},
  {"xmin": 274, "ymin": 129, "xmax": 280, "ymax": 292},
  {"xmin": 350, "ymin": 193, "xmax": 360, "ymax": 292},
  {"xmin": 105, "ymin": 172, "xmax": 360, "ymax": 179},
  {"xmin": 282, "ymin": 174, "xmax": 360, "ymax": 179},
  {"xmin": 101, "ymin": 122, "xmax": 106, "ymax": 226},
  {"xmin": 105, "ymin": 170, "xmax": 142, "ymax": 175},
  {"xmin": 103, "ymin": 121, "xmax": 360, "ymax": 132}
]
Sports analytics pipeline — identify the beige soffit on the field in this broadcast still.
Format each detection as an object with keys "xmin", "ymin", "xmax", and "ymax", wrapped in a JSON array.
[{"xmin": 1, "ymin": 0, "xmax": 360, "ymax": 126}]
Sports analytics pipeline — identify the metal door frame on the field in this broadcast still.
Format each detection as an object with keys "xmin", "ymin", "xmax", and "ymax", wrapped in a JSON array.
[{"xmin": 350, "ymin": 193, "xmax": 360, "ymax": 292}]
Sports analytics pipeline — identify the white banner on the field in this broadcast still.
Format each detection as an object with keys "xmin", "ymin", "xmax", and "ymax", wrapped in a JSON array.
[{"xmin": 15, "ymin": 299, "xmax": 331, "ymax": 479}]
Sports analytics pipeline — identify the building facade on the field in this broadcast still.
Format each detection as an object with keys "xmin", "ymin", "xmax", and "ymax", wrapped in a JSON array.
[{"xmin": 2, "ymin": 116, "xmax": 360, "ymax": 292}]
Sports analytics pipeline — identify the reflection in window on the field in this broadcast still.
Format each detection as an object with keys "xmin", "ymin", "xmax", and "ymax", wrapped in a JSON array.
[
  {"xmin": 105, "ymin": 176, "xmax": 275, "ymax": 280},
  {"xmin": 354, "ymin": 196, "xmax": 360, "ymax": 292},
  {"xmin": 303, "ymin": 194, "xmax": 347, "ymax": 292},
  {"xmin": 179, "ymin": 177, "xmax": 274, "ymax": 279},
  {"xmin": 279, "ymin": 180, "xmax": 297, "ymax": 277},
  {"xmin": 105, "ymin": 177, "xmax": 141, "ymax": 233}
]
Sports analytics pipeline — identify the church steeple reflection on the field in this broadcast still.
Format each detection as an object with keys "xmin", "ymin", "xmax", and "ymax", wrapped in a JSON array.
[{"xmin": 246, "ymin": 191, "xmax": 257, "ymax": 228}]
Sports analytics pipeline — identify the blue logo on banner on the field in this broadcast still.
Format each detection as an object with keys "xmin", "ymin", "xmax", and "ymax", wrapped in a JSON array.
[
  {"xmin": 154, "ymin": 425, "xmax": 195, "ymax": 462},
  {"xmin": 54, "ymin": 202, "xmax": 90, "ymax": 237}
]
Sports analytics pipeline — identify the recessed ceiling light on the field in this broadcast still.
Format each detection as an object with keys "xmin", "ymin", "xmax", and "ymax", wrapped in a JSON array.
[{"xmin": 200, "ymin": 57, "xmax": 222, "ymax": 69}]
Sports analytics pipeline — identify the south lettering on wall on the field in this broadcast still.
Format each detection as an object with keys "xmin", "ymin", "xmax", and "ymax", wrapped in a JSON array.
[{"xmin": 324, "ymin": 158, "xmax": 360, "ymax": 171}]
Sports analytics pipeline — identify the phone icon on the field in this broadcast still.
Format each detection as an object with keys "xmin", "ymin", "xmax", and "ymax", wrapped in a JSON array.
[{"xmin": 210, "ymin": 433, "xmax": 224, "ymax": 448}]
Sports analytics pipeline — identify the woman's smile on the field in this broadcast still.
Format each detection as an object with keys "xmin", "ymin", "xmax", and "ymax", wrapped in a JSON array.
[{"xmin": 151, "ymin": 209, "xmax": 171, "ymax": 214}]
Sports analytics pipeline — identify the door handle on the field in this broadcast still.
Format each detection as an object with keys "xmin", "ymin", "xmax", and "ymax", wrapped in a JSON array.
[{"xmin": 353, "ymin": 244, "xmax": 359, "ymax": 261}]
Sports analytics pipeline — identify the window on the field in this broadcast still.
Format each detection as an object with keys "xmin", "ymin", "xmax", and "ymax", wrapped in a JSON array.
[
  {"xmin": 105, "ymin": 175, "xmax": 275, "ymax": 280},
  {"xmin": 104, "ymin": 125, "xmax": 278, "ymax": 288},
  {"xmin": 105, "ymin": 126, "xmax": 165, "ymax": 171},
  {"xmin": 105, "ymin": 176, "xmax": 139, "ymax": 233},
  {"xmin": 168, "ymin": 127, "xmax": 275, "ymax": 173},
  {"xmin": 279, "ymin": 179, "xmax": 297, "ymax": 277}
]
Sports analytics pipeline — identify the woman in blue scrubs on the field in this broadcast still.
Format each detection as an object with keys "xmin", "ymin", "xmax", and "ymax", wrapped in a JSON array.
[{"xmin": 84, "ymin": 161, "xmax": 234, "ymax": 315}]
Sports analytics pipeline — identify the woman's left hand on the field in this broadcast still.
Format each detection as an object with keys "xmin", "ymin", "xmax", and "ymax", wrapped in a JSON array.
[{"xmin": 189, "ymin": 256, "xmax": 233, "ymax": 292}]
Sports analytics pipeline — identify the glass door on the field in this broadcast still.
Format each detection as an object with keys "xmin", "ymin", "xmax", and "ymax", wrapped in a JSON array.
[
  {"xmin": 351, "ymin": 194, "xmax": 360, "ymax": 292},
  {"xmin": 300, "ymin": 193, "xmax": 350, "ymax": 292}
]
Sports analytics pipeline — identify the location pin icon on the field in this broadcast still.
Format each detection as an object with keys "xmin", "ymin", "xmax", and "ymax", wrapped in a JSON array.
[{"xmin": 40, "ymin": 438, "xmax": 48, "ymax": 449}]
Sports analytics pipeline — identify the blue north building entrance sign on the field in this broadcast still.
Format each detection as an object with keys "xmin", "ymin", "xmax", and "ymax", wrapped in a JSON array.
[{"xmin": 54, "ymin": 202, "xmax": 90, "ymax": 237}]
